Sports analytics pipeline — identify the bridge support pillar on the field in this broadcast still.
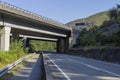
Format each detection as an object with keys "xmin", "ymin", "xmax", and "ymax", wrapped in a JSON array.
[
  {"xmin": 22, "ymin": 37, "xmax": 30, "ymax": 52},
  {"xmin": 0, "ymin": 26, "xmax": 11, "ymax": 51},
  {"xmin": 64, "ymin": 37, "xmax": 70, "ymax": 53},
  {"xmin": 22, "ymin": 37, "xmax": 27, "ymax": 49},
  {"xmin": 57, "ymin": 39, "xmax": 61, "ymax": 53},
  {"xmin": 57, "ymin": 37, "xmax": 70, "ymax": 53},
  {"xmin": 12, "ymin": 31, "xmax": 19, "ymax": 42}
]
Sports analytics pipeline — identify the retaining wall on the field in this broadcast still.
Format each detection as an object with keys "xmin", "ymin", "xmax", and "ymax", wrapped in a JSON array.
[{"xmin": 69, "ymin": 48, "xmax": 120, "ymax": 63}]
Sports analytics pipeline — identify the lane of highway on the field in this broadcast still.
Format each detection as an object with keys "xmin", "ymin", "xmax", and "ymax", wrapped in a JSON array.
[{"xmin": 45, "ymin": 53, "xmax": 120, "ymax": 80}]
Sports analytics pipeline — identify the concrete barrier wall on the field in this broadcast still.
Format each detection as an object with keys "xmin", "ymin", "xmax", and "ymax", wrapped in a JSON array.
[{"xmin": 69, "ymin": 48, "xmax": 120, "ymax": 63}]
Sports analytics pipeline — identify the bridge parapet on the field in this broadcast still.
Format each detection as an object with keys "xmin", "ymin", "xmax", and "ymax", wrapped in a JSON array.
[
  {"xmin": 0, "ymin": 1, "xmax": 70, "ymax": 30},
  {"xmin": 0, "ymin": 1, "xmax": 71, "ymax": 52}
]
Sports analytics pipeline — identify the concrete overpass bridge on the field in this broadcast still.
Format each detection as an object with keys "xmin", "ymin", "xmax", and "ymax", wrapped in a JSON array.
[{"xmin": 0, "ymin": 1, "xmax": 71, "ymax": 53}]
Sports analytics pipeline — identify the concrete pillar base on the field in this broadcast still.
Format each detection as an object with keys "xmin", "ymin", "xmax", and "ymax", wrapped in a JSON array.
[
  {"xmin": 57, "ymin": 37, "xmax": 70, "ymax": 53},
  {"xmin": 0, "ymin": 26, "xmax": 11, "ymax": 51}
]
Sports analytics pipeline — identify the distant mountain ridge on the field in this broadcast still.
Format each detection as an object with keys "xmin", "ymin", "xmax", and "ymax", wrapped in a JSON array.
[
  {"xmin": 66, "ymin": 11, "xmax": 109, "ymax": 28},
  {"xmin": 66, "ymin": 11, "xmax": 120, "ymax": 47},
  {"xmin": 66, "ymin": 5, "xmax": 120, "ymax": 48}
]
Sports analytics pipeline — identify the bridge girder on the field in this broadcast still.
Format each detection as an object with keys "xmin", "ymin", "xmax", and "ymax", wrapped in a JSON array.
[{"xmin": 0, "ymin": 1, "xmax": 71, "ymax": 53}]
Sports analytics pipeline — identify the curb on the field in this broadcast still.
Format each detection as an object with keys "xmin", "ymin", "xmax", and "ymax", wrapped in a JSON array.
[{"xmin": 41, "ymin": 52, "xmax": 53, "ymax": 80}]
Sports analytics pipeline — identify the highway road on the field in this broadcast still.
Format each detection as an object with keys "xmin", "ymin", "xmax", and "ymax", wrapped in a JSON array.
[{"xmin": 44, "ymin": 53, "xmax": 120, "ymax": 80}]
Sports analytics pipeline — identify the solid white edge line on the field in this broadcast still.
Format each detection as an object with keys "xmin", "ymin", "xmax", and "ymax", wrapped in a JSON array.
[
  {"xmin": 46, "ymin": 55, "xmax": 71, "ymax": 80},
  {"xmin": 59, "ymin": 56, "xmax": 120, "ymax": 77}
]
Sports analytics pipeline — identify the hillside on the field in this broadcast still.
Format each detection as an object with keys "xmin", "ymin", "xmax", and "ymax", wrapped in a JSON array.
[
  {"xmin": 66, "ymin": 10, "xmax": 120, "ymax": 48},
  {"xmin": 66, "ymin": 11, "xmax": 109, "ymax": 28}
]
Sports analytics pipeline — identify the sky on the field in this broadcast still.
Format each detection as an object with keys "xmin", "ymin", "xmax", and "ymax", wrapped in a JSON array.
[{"xmin": 1, "ymin": 0, "xmax": 120, "ymax": 24}]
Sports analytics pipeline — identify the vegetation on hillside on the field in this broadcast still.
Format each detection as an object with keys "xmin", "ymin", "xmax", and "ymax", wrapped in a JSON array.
[
  {"xmin": 74, "ymin": 28, "xmax": 120, "ymax": 47},
  {"xmin": 108, "ymin": 4, "xmax": 120, "ymax": 23},
  {"xmin": 67, "ymin": 4, "xmax": 120, "ymax": 29},
  {"xmin": 66, "ymin": 11, "xmax": 109, "ymax": 28},
  {"xmin": 73, "ymin": 4, "xmax": 120, "ymax": 48},
  {"xmin": 100, "ymin": 4, "xmax": 120, "ymax": 28},
  {"xmin": 86, "ymin": 11, "xmax": 109, "ymax": 27}
]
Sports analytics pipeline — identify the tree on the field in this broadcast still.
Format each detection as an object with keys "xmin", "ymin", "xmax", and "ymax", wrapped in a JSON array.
[
  {"xmin": 108, "ymin": 4, "xmax": 120, "ymax": 23},
  {"xmin": 75, "ymin": 28, "xmax": 87, "ymax": 46},
  {"xmin": 108, "ymin": 7, "xmax": 118, "ymax": 21},
  {"xmin": 29, "ymin": 40, "xmax": 56, "ymax": 52},
  {"xmin": 116, "ymin": 4, "xmax": 120, "ymax": 23},
  {"xmin": 112, "ymin": 28, "xmax": 120, "ymax": 46},
  {"xmin": 117, "ymin": 4, "xmax": 120, "ymax": 9}
]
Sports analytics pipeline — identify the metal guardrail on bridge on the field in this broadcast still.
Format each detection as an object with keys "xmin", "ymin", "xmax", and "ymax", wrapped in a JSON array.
[{"xmin": 0, "ymin": 0, "xmax": 65, "ymax": 26}]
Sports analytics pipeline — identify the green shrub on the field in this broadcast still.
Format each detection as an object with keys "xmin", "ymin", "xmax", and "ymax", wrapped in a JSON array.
[
  {"xmin": 0, "ymin": 40, "xmax": 26, "ymax": 69},
  {"xmin": 29, "ymin": 40, "xmax": 56, "ymax": 52},
  {"xmin": 111, "ymin": 28, "xmax": 120, "ymax": 46},
  {"xmin": 117, "ymin": 16, "xmax": 120, "ymax": 23}
]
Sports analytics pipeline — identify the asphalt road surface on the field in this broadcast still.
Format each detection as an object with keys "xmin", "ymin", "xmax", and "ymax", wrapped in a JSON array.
[{"xmin": 44, "ymin": 53, "xmax": 120, "ymax": 80}]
